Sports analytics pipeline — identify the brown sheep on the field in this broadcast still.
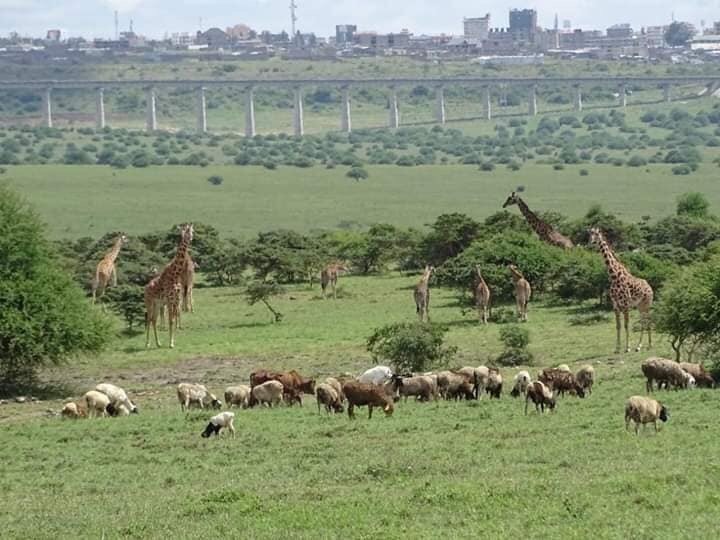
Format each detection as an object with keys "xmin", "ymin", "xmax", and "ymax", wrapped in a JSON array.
[
  {"xmin": 525, "ymin": 381, "xmax": 556, "ymax": 414},
  {"xmin": 679, "ymin": 363, "xmax": 715, "ymax": 388},
  {"xmin": 538, "ymin": 368, "xmax": 586, "ymax": 398},
  {"xmin": 316, "ymin": 383, "xmax": 344, "ymax": 414},
  {"xmin": 576, "ymin": 365, "xmax": 595, "ymax": 395},
  {"xmin": 342, "ymin": 381, "xmax": 394, "ymax": 419},
  {"xmin": 641, "ymin": 357, "xmax": 687, "ymax": 392},
  {"xmin": 625, "ymin": 396, "xmax": 669, "ymax": 434},
  {"xmin": 437, "ymin": 370, "xmax": 475, "ymax": 400},
  {"xmin": 398, "ymin": 375, "xmax": 436, "ymax": 402}
]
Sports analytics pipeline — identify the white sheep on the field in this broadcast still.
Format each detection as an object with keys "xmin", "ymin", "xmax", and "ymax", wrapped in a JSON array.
[
  {"xmin": 61, "ymin": 402, "xmax": 84, "ymax": 419},
  {"xmin": 95, "ymin": 383, "xmax": 138, "ymax": 414},
  {"xmin": 224, "ymin": 385, "xmax": 251, "ymax": 408},
  {"xmin": 250, "ymin": 380, "xmax": 284, "ymax": 407},
  {"xmin": 84, "ymin": 390, "xmax": 111, "ymax": 418},
  {"xmin": 357, "ymin": 365, "xmax": 394, "ymax": 385},
  {"xmin": 510, "ymin": 370, "xmax": 531, "ymax": 397},
  {"xmin": 325, "ymin": 377, "xmax": 346, "ymax": 402},
  {"xmin": 201, "ymin": 411, "xmax": 236, "ymax": 438},
  {"xmin": 177, "ymin": 383, "xmax": 222, "ymax": 412},
  {"xmin": 624, "ymin": 396, "xmax": 669, "ymax": 434}
]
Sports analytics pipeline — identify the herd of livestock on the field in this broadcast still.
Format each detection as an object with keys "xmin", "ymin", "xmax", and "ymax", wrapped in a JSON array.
[{"xmin": 59, "ymin": 356, "xmax": 715, "ymax": 437}]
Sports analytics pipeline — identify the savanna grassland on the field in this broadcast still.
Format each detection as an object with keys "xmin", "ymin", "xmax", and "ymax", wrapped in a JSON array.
[{"xmin": 2, "ymin": 55, "xmax": 720, "ymax": 538}]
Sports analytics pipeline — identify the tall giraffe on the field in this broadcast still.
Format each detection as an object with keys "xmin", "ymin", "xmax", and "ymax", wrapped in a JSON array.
[
  {"xmin": 320, "ymin": 262, "xmax": 348, "ymax": 299},
  {"xmin": 508, "ymin": 264, "xmax": 531, "ymax": 322},
  {"xmin": 181, "ymin": 254, "xmax": 197, "ymax": 313},
  {"xmin": 91, "ymin": 233, "xmax": 127, "ymax": 303},
  {"xmin": 502, "ymin": 192, "xmax": 574, "ymax": 249},
  {"xmin": 473, "ymin": 265, "xmax": 491, "ymax": 325},
  {"xmin": 589, "ymin": 227, "xmax": 653, "ymax": 353},
  {"xmin": 145, "ymin": 223, "xmax": 194, "ymax": 349},
  {"xmin": 414, "ymin": 265, "xmax": 434, "ymax": 323}
]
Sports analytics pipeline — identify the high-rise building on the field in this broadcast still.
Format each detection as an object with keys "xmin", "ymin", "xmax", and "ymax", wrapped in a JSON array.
[
  {"xmin": 335, "ymin": 24, "xmax": 357, "ymax": 46},
  {"xmin": 463, "ymin": 14, "xmax": 490, "ymax": 40},
  {"xmin": 509, "ymin": 9, "xmax": 537, "ymax": 33},
  {"xmin": 46, "ymin": 29, "xmax": 61, "ymax": 42}
]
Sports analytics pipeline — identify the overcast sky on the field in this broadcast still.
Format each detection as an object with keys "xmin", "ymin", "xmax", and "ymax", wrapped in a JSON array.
[{"xmin": 1, "ymin": 0, "xmax": 717, "ymax": 39}]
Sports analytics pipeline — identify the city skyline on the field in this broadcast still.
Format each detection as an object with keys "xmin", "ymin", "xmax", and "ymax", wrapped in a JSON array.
[{"xmin": 0, "ymin": 0, "xmax": 712, "ymax": 40}]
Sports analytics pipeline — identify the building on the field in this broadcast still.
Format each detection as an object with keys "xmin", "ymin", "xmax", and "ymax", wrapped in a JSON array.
[
  {"xmin": 644, "ymin": 26, "xmax": 667, "ymax": 48},
  {"xmin": 170, "ymin": 32, "xmax": 195, "ymax": 47},
  {"xmin": 354, "ymin": 30, "xmax": 410, "ymax": 50},
  {"xmin": 226, "ymin": 23, "xmax": 255, "ymax": 40},
  {"xmin": 464, "ymin": 15, "xmax": 490, "ymax": 40},
  {"xmin": 691, "ymin": 34, "xmax": 720, "ymax": 51},
  {"xmin": 607, "ymin": 24, "xmax": 633, "ymax": 39},
  {"xmin": 335, "ymin": 25, "xmax": 357, "ymax": 46},
  {"xmin": 46, "ymin": 29, "xmax": 61, "ymax": 42},
  {"xmin": 197, "ymin": 28, "xmax": 230, "ymax": 49},
  {"xmin": 509, "ymin": 9, "xmax": 537, "ymax": 33}
]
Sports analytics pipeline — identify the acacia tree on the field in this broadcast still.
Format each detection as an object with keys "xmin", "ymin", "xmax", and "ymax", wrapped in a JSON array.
[
  {"xmin": 245, "ymin": 279, "xmax": 285, "ymax": 323},
  {"xmin": 0, "ymin": 186, "xmax": 111, "ymax": 392}
]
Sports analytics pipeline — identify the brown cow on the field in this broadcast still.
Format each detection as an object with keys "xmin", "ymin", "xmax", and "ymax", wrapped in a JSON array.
[{"xmin": 249, "ymin": 369, "xmax": 316, "ymax": 405}]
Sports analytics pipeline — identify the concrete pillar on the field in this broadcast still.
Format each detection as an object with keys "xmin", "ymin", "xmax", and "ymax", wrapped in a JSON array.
[
  {"xmin": 145, "ymin": 87, "xmax": 157, "ymax": 131},
  {"xmin": 435, "ymin": 86, "xmax": 446, "ymax": 124},
  {"xmin": 483, "ymin": 86, "xmax": 492, "ymax": 120},
  {"xmin": 620, "ymin": 84, "xmax": 627, "ymax": 108},
  {"xmin": 196, "ymin": 87, "xmax": 207, "ymax": 133},
  {"xmin": 292, "ymin": 87, "xmax": 304, "ymax": 137},
  {"xmin": 41, "ymin": 87, "xmax": 52, "ymax": 128},
  {"xmin": 340, "ymin": 86, "xmax": 352, "ymax": 133},
  {"xmin": 573, "ymin": 85, "xmax": 583, "ymax": 112},
  {"xmin": 388, "ymin": 88, "xmax": 399, "ymax": 128},
  {"xmin": 528, "ymin": 85, "xmax": 538, "ymax": 116},
  {"xmin": 95, "ymin": 87, "xmax": 106, "ymax": 129},
  {"xmin": 245, "ymin": 87, "xmax": 256, "ymax": 137},
  {"xmin": 663, "ymin": 84, "xmax": 671, "ymax": 102}
]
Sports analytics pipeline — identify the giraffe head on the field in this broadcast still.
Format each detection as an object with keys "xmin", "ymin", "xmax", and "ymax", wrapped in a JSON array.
[
  {"xmin": 502, "ymin": 192, "xmax": 520, "ymax": 208},
  {"xmin": 178, "ymin": 223, "xmax": 194, "ymax": 243},
  {"xmin": 119, "ymin": 233, "xmax": 128, "ymax": 244},
  {"xmin": 588, "ymin": 227, "xmax": 604, "ymax": 247},
  {"xmin": 508, "ymin": 264, "xmax": 523, "ymax": 278}
]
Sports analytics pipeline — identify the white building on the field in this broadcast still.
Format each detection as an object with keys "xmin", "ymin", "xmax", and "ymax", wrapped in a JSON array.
[{"xmin": 464, "ymin": 15, "xmax": 490, "ymax": 40}]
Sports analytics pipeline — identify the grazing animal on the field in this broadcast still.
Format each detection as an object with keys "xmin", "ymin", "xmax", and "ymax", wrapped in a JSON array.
[
  {"xmin": 576, "ymin": 365, "xmax": 595, "ymax": 395},
  {"xmin": 502, "ymin": 191, "xmax": 574, "ymax": 249},
  {"xmin": 315, "ymin": 383, "xmax": 344, "ymax": 414},
  {"xmin": 250, "ymin": 380, "xmax": 284, "ymax": 408},
  {"xmin": 486, "ymin": 370, "xmax": 503, "ymax": 399},
  {"xmin": 525, "ymin": 381, "xmax": 556, "ymax": 414},
  {"xmin": 398, "ymin": 375, "xmax": 436, "ymax": 402},
  {"xmin": 556, "ymin": 364, "xmax": 571, "ymax": 372},
  {"xmin": 437, "ymin": 370, "xmax": 476, "ymax": 400},
  {"xmin": 320, "ymin": 262, "xmax": 348, "ymax": 299},
  {"xmin": 641, "ymin": 357, "xmax": 687, "ymax": 392},
  {"xmin": 176, "ymin": 383, "xmax": 222, "ymax": 412},
  {"xmin": 91, "ymin": 233, "xmax": 128, "ymax": 303},
  {"xmin": 84, "ymin": 390, "xmax": 111, "ymax": 418},
  {"xmin": 473, "ymin": 266, "xmax": 491, "ymax": 325},
  {"xmin": 224, "ymin": 385, "xmax": 251, "ymax": 409},
  {"xmin": 510, "ymin": 370, "xmax": 531, "ymax": 397},
  {"xmin": 538, "ymin": 369, "xmax": 586, "ymax": 398},
  {"xmin": 249, "ymin": 369, "xmax": 316, "ymax": 398},
  {"xmin": 414, "ymin": 265, "xmax": 434, "ymax": 323},
  {"xmin": 61, "ymin": 402, "xmax": 85, "ymax": 419},
  {"xmin": 357, "ymin": 365, "xmax": 395, "ymax": 386},
  {"xmin": 624, "ymin": 396, "xmax": 668, "ymax": 435},
  {"xmin": 95, "ymin": 383, "xmax": 138, "ymax": 414},
  {"xmin": 342, "ymin": 381, "xmax": 395, "ymax": 419},
  {"xmin": 589, "ymin": 227, "xmax": 653, "ymax": 353},
  {"xmin": 325, "ymin": 377, "xmax": 346, "ymax": 402},
  {"xmin": 679, "ymin": 363, "xmax": 715, "ymax": 388},
  {"xmin": 144, "ymin": 223, "xmax": 194, "ymax": 349},
  {"xmin": 201, "ymin": 411, "xmax": 236, "ymax": 438},
  {"xmin": 508, "ymin": 265, "xmax": 531, "ymax": 322}
]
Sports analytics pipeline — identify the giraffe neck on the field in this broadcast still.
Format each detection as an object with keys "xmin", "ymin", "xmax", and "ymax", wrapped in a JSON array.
[
  {"xmin": 420, "ymin": 270, "xmax": 431, "ymax": 287},
  {"xmin": 509, "ymin": 268, "xmax": 524, "ymax": 282},
  {"xmin": 598, "ymin": 237, "xmax": 627, "ymax": 280},
  {"xmin": 106, "ymin": 238, "xmax": 123, "ymax": 262},
  {"xmin": 516, "ymin": 198, "xmax": 549, "ymax": 235}
]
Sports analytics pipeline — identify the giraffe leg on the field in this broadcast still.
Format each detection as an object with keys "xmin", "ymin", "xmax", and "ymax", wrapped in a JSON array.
[
  {"xmin": 111, "ymin": 266, "xmax": 117, "ymax": 287},
  {"xmin": 614, "ymin": 310, "xmax": 622, "ymax": 354},
  {"xmin": 624, "ymin": 311, "xmax": 631, "ymax": 353},
  {"xmin": 635, "ymin": 308, "xmax": 650, "ymax": 352}
]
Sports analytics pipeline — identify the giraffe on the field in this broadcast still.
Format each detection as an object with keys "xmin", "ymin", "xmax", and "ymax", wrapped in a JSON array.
[
  {"xmin": 473, "ymin": 265, "xmax": 491, "ymax": 325},
  {"xmin": 414, "ymin": 265, "xmax": 434, "ymax": 323},
  {"xmin": 145, "ymin": 223, "xmax": 194, "ymax": 349},
  {"xmin": 502, "ymin": 192, "xmax": 574, "ymax": 249},
  {"xmin": 508, "ymin": 264, "xmax": 531, "ymax": 322},
  {"xmin": 320, "ymin": 262, "xmax": 348, "ymax": 299},
  {"xmin": 181, "ymin": 254, "xmax": 197, "ymax": 314},
  {"xmin": 589, "ymin": 227, "xmax": 653, "ymax": 354},
  {"xmin": 91, "ymin": 233, "xmax": 128, "ymax": 303}
]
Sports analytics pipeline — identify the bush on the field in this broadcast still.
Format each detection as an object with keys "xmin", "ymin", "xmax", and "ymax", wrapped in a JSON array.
[
  {"xmin": 579, "ymin": 169, "xmax": 589, "ymax": 176},
  {"xmin": 499, "ymin": 325, "xmax": 530, "ymax": 349},
  {"xmin": 672, "ymin": 165, "xmax": 692, "ymax": 175},
  {"xmin": 366, "ymin": 322, "xmax": 456, "ymax": 374},
  {"xmin": 479, "ymin": 161, "xmax": 495, "ymax": 171},
  {"xmin": 346, "ymin": 166, "xmax": 369, "ymax": 181},
  {"xmin": 627, "ymin": 155, "xmax": 647, "ymax": 167},
  {"xmin": 553, "ymin": 163, "xmax": 565, "ymax": 170},
  {"xmin": 207, "ymin": 175, "xmax": 224, "ymax": 186},
  {"xmin": 0, "ymin": 186, "xmax": 111, "ymax": 392},
  {"xmin": 105, "ymin": 285, "xmax": 145, "ymax": 331},
  {"xmin": 676, "ymin": 192, "xmax": 709, "ymax": 218}
]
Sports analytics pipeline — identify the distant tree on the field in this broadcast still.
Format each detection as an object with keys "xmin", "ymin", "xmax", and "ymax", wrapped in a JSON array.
[
  {"xmin": 664, "ymin": 21, "xmax": 696, "ymax": 47},
  {"xmin": 676, "ymin": 192, "xmax": 709, "ymax": 218},
  {"xmin": 346, "ymin": 166, "xmax": 369, "ymax": 181},
  {"xmin": 420, "ymin": 213, "xmax": 482, "ymax": 266},
  {"xmin": 207, "ymin": 175, "xmax": 224, "ymax": 186},
  {"xmin": 245, "ymin": 278, "xmax": 284, "ymax": 323},
  {"xmin": 0, "ymin": 186, "xmax": 111, "ymax": 392},
  {"xmin": 106, "ymin": 284, "xmax": 145, "ymax": 331}
]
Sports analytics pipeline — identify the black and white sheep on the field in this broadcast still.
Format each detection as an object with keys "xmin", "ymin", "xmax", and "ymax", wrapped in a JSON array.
[
  {"xmin": 525, "ymin": 381, "xmax": 556, "ymax": 415},
  {"xmin": 624, "ymin": 396, "xmax": 669, "ymax": 434},
  {"xmin": 679, "ymin": 362, "xmax": 715, "ymax": 388},
  {"xmin": 201, "ymin": 411, "xmax": 236, "ymax": 438},
  {"xmin": 177, "ymin": 383, "xmax": 222, "ymax": 412},
  {"xmin": 510, "ymin": 370, "xmax": 531, "ymax": 397}
]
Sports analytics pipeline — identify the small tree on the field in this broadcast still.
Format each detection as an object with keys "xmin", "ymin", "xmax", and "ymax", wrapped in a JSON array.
[
  {"xmin": 664, "ymin": 21, "xmax": 696, "ymax": 47},
  {"xmin": 207, "ymin": 175, "xmax": 224, "ymax": 186},
  {"xmin": 106, "ymin": 285, "xmax": 145, "ymax": 332},
  {"xmin": 245, "ymin": 279, "xmax": 284, "ymax": 323},
  {"xmin": 346, "ymin": 166, "xmax": 369, "ymax": 181},
  {"xmin": 676, "ymin": 192, "xmax": 709, "ymax": 219},
  {"xmin": 495, "ymin": 325, "xmax": 533, "ymax": 366},
  {"xmin": 366, "ymin": 322, "xmax": 456, "ymax": 374}
]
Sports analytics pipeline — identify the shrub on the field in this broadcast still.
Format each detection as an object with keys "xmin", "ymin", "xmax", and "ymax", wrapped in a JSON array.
[
  {"xmin": 105, "ymin": 285, "xmax": 145, "ymax": 331},
  {"xmin": 579, "ymin": 169, "xmax": 589, "ymax": 176},
  {"xmin": 0, "ymin": 186, "xmax": 111, "ymax": 392},
  {"xmin": 672, "ymin": 165, "xmax": 692, "ymax": 175},
  {"xmin": 499, "ymin": 325, "xmax": 530, "ymax": 349},
  {"xmin": 207, "ymin": 175, "xmax": 224, "ymax": 186},
  {"xmin": 346, "ymin": 166, "xmax": 369, "ymax": 181},
  {"xmin": 553, "ymin": 163, "xmax": 565, "ymax": 170},
  {"xmin": 245, "ymin": 279, "xmax": 285, "ymax": 323},
  {"xmin": 479, "ymin": 161, "xmax": 495, "ymax": 171},
  {"xmin": 627, "ymin": 155, "xmax": 647, "ymax": 167},
  {"xmin": 676, "ymin": 192, "xmax": 709, "ymax": 218},
  {"xmin": 366, "ymin": 322, "xmax": 456, "ymax": 374}
]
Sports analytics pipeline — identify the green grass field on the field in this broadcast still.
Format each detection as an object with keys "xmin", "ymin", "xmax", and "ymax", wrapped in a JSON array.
[
  {"xmin": 5, "ymin": 162, "xmax": 720, "ymax": 239},
  {"xmin": 1, "ymin": 274, "xmax": 719, "ymax": 538}
]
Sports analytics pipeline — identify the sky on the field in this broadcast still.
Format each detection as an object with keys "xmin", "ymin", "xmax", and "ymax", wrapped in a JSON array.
[{"xmin": 0, "ymin": 0, "xmax": 717, "ymax": 39}]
